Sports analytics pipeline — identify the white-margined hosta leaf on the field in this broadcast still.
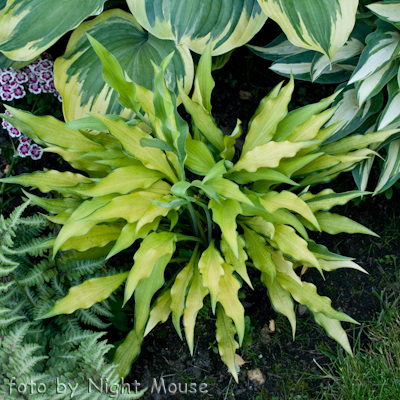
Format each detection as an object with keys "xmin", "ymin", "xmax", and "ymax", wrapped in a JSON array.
[
  {"xmin": 247, "ymin": 33, "xmax": 308, "ymax": 62},
  {"xmin": 127, "ymin": 0, "xmax": 267, "ymax": 56},
  {"xmin": 0, "ymin": 0, "xmax": 107, "ymax": 61},
  {"xmin": 54, "ymin": 9, "xmax": 193, "ymax": 122},
  {"xmin": 257, "ymin": 0, "xmax": 358, "ymax": 59},
  {"xmin": 355, "ymin": 59, "xmax": 399, "ymax": 106},
  {"xmin": 323, "ymin": 85, "xmax": 384, "ymax": 144},
  {"xmin": 0, "ymin": 52, "xmax": 32, "ymax": 69},
  {"xmin": 270, "ymin": 51, "xmax": 354, "ymax": 84},
  {"xmin": 375, "ymin": 138, "xmax": 400, "ymax": 194},
  {"xmin": 349, "ymin": 20, "xmax": 400, "ymax": 85},
  {"xmin": 368, "ymin": 1, "xmax": 400, "ymax": 30},
  {"xmin": 377, "ymin": 78, "xmax": 400, "ymax": 130}
]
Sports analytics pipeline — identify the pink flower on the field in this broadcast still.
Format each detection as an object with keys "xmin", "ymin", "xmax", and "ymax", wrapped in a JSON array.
[
  {"xmin": 4, "ymin": 110, "xmax": 12, "ymax": 117},
  {"xmin": 8, "ymin": 127, "xmax": 21, "ymax": 138},
  {"xmin": 28, "ymin": 83, "xmax": 41, "ymax": 94},
  {"xmin": 14, "ymin": 70, "xmax": 28, "ymax": 84},
  {"xmin": 19, "ymin": 135, "xmax": 32, "ymax": 144},
  {"xmin": 40, "ymin": 60, "xmax": 52, "ymax": 70},
  {"xmin": 17, "ymin": 143, "xmax": 30, "ymax": 158},
  {"xmin": 0, "ymin": 90, "xmax": 13, "ymax": 101},
  {"xmin": 13, "ymin": 86, "xmax": 26, "ymax": 99},
  {"xmin": 29, "ymin": 144, "xmax": 43, "ymax": 160},
  {"xmin": 1, "ymin": 119, "xmax": 11, "ymax": 130},
  {"xmin": 41, "ymin": 71, "xmax": 53, "ymax": 81}
]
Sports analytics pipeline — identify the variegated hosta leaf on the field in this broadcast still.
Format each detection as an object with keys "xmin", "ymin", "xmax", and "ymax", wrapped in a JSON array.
[
  {"xmin": 323, "ymin": 86, "xmax": 384, "ymax": 144},
  {"xmin": 257, "ymin": 0, "xmax": 358, "ymax": 59},
  {"xmin": 270, "ymin": 51, "xmax": 355, "ymax": 84},
  {"xmin": 375, "ymin": 138, "xmax": 400, "ymax": 194},
  {"xmin": 0, "ymin": 52, "xmax": 32, "ymax": 69},
  {"xmin": 0, "ymin": 0, "xmax": 107, "ymax": 61},
  {"xmin": 247, "ymin": 33, "xmax": 308, "ymax": 62},
  {"xmin": 349, "ymin": 20, "xmax": 400, "ymax": 85},
  {"xmin": 127, "ymin": 0, "xmax": 267, "ymax": 56},
  {"xmin": 376, "ymin": 78, "xmax": 400, "ymax": 130},
  {"xmin": 54, "ymin": 9, "xmax": 193, "ymax": 122},
  {"xmin": 368, "ymin": 1, "xmax": 400, "ymax": 31},
  {"xmin": 37, "ymin": 272, "xmax": 129, "ymax": 319}
]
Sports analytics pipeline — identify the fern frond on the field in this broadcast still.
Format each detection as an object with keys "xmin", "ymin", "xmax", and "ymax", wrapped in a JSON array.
[
  {"xmin": 91, "ymin": 303, "xmax": 114, "ymax": 318},
  {"xmin": 75, "ymin": 309, "xmax": 111, "ymax": 329},
  {"xmin": 57, "ymin": 257, "xmax": 106, "ymax": 282},
  {"xmin": 4, "ymin": 235, "xmax": 53, "ymax": 257},
  {"xmin": 19, "ymin": 260, "xmax": 58, "ymax": 287}
]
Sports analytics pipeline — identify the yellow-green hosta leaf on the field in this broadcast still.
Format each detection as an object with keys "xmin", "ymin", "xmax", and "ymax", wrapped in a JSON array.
[
  {"xmin": 276, "ymin": 153, "xmax": 323, "ymax": 178},
  {"xmin": 312, "ymin": 312, "xmax": 353, "ymax": 356},
  {"xmin": 257, "ymin": 0, "xmax": 358, "ymax": 59},
  {"xmin": 5, "ymin": 106, "xmax": 104, "ymax": 152},
  {"xmin": 22, "ymin": 189, "xmax": 82, "ymax": 215},
  {"xmin": 314, "ymin": 212, "xmax": 378, "ymax": 237},
  {"xmin": 320, "ymin": 129, "xmax": 399, "ymax": 155},
  {"xmin": 0, "ymin": 170, "xmax": 92, "ymax": 193},
  {"xmin": 241, "ymin": 194, "xmax": 308, "ymax": 239},
  {"xmin": 198, "ymin": 241, "xmax": 225, "ymax": 313},
  {"xmin": 260, "ymin": 191, "xmax": 319, "ymax": 230},
  {"xmin": 261, "ymin": 271, "xmax": 296, "ymax": 338},
  {"xmin": 135, "ymin": 202, "xmax": 172, "ymax": 234},
  {"xmin": 303, "ymin": 190, "xmax": 369, "ymax": 213},
  {"xmin": 277, "ymin": 275, "xmax": 358, "ymax": 324},
  {"xmin": 81, "ymin": 191, "xmax": 161, "ymax": 224},
  {"xmin": 270, "ymin": 224, "xmax": 321, "ymax": 271},
  {"xmin": 124, "ymin": 232, "xmax": 176, "ymax": 306},
  {"xmin": 53, "ymin": 194, "xmax": 117, "ymax": 255},
  {"xmin": 242, "ymin": 216, "xmax": 275, "ymax": 240},
  {"xmin": 274, "ymin": 91, "xmax": 341, "ymax": 141},
  {"xmin": 306, "ymin": 239, "xmax": 354, "ymax": 263},
  {"xmin": 216, "ymin": 304, "xmax": 239, "ymax": 383},
  {"xmin": 243, "ymin": 226, "xmax": 276, "ymax": 282},
  {"xmin": 0, "ymin": 0, "xmax": 107, "ymax": 61},
  {"xmin": 230, "ymin": 140, "xmax": 315, "ymax": 173},
  {"xmin": 113, "ymin": 329, "xmax": 145, "ymax": 380},
  {"xmin": 134, "ymin": 253, "xmax": 172, "ymax": 335},
  {"xmin": 54, "ymin": 9, "xmax": 193, "ymax": 122},
  {"xmin": 127, "ymin": 0, "xmax": 267, "ymax": 56},
  {"xmin": 59, "ymin": 223, "xmax": 122, "ymax": 252},
  {"xmin": 206, "ymin": 177, "xmax": 253, "ymax": 206},
  {"xmin": 93, "ymin": 116, "xmax": 178, "ymax": 183},
  {"xmin": 242, "ymin": 78, "xmax": 294, "ymax": 155},
  {"xmin": 184, "ymin": 266, "xmax": 209, "ymax": 355},
  {"xmin": 171, "ymin": 252, "xmax": 196, "ymax": 339},
  {"xmin": 144, "ymin": 290, "xmax": 172, "ymax": 337},
  {"xmin": 217, "ymin": 263, "xmax": 245, "ymax": 345},
  {"xmin": 74, "ymin": 166, "xmax": 165, "ymax": 197},
  {"xmin": 220, "ymin": 234, "xmax": 252, "ymax": 289},
  {"xmin": 46, "ymin": 210, "xmax": 74, "ymax": 225},
  {"xmin": 229, "ymin": 168, "xmax": 298, "ymax": 186},
  {"xmin": 185, "ymin": 134, "xmax": 216, "ymax": 175},
  {"xmin": 269, "ymin": 248, "xmax": 302, "ymax": 286},
  {"xmin": 106, "ymin": 217, "xmax": 161, "ymax": 260},
  {"xmin": 319, "ymin": 259, "xmax": 368, "ymax": 274},
  {"xmin": 37, "ymin": 272, "xmax": 129, "ymax": 319},
  {"xmin": 209, "ymin": 199, "xmax": 242, "ymax": 258},
  {"xmin": 178, "ymin": 83, "xmax": 225, "ymax": 152}
]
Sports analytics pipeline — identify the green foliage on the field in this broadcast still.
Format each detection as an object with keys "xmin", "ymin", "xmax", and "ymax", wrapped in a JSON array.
[
  {"xmin": 0, "ymin": 40, "xmax": 386, "ymax": 382},
  {"xmin": 250, "ymin": 1, "xmax": 400, "ymax": 195},
  {"xmin": 0, "ymin": 201, "xmax": 146, "ymax": 399}
]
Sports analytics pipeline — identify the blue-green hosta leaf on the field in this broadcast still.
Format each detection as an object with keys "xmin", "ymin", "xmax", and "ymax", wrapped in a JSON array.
[
  {"xmin": 323, "ymin": 85, "xmax": 384, "ymax": 144},
  {"xmin": 368, "ymin": 1, "xmax": 400, "ymax": 30},
  {"xmin": 258, "ymin": 0, "xmax": 358, "ymax": 59},
  {"xmin": 247, "ymin": 33, "xmax": 308, "ymax": 62},
  {"xmin": 270, "ymin": 51, "xmax": 354, "ymax": 84},
  {"xmin": 0, "ymin": 0, "xmax": 107, "ymax": 61},
  {"xmin": 127, "ymin": 0, "xmax": 267, "ymax": 56},
  {"xmin": 375, "ymin": 138, "xmax": 400, "ymax": 194},
  {"xmin": 37, "ymin": 272, "xmax": 129, "ymax": 319},
  {"xmin": 54, "ymin": 9, "xmax": 193, "ymax": 122},
  {"xmin": 349, "ymin": 20, "xmax": 400, "ymax": 85}
]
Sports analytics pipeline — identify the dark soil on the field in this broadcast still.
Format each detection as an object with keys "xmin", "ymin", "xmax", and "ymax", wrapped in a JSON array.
[{"xmin": 2, "ymin": 20, "xmax": 399, "ymax": 400}]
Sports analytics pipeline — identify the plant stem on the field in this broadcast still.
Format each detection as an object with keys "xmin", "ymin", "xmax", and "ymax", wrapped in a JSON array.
[
  {"xmin": 187, "ymin": 202, "xmax": 200, "ymax": 238},
  {"xmin": 195, "ymin": 200, "xmax": 212, "ymax": 245},
  {"xmin": 136, "ymin": 110, "xmax": 153, "ymax": 130}
]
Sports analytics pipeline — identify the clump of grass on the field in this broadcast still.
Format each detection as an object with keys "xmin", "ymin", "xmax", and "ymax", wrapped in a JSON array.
[{"xmin": 318, "ymin": 296, "xmax": 400, "ymax": 400}]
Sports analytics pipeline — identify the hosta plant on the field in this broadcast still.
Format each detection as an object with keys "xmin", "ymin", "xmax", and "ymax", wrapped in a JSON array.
[
  {"xmin": 250, "ymin": 0, "xmax": 400, "ymax": 195},
  {"xmin": 1, "ymin": 38, "xmax": 396, "ymax": 381}
]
